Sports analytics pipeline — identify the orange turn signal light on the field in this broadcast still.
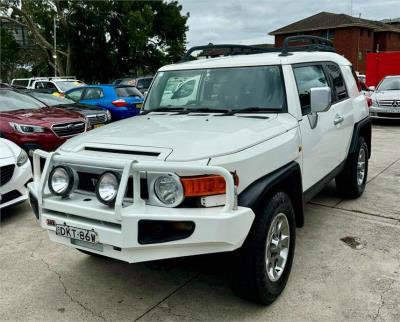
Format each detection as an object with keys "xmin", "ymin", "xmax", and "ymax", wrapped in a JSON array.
[
  {"xmin": 181, "ymin": 175, "xmax": 226, "ymax": 197},
  {"xmin": 181, "ymin": 174, "xmax": 239, "ymax": 197}
]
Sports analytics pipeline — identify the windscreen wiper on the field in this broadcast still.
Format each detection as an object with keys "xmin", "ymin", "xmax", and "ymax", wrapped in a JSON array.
[
  {"xmin": 140, "ymin": 107, "xmax": 185, "ymax": 115},
  {"xmin": 221, "ymin": 107, "xmax": 281, "ymax": 116},
  {"xmin": 186, "ymin": 107, "xmax": 230, "ymax": 113}
]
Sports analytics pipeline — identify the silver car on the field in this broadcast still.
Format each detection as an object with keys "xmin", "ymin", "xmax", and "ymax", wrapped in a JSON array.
[{"xmin": 369, "ymin": 76, "xmax": 400, "ymax": 120}]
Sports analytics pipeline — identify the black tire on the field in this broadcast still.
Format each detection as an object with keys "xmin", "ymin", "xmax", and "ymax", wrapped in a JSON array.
[
  {"xmin": 335, "ymin": 136, "xmax": 368, "ymax": 199},
  {"xmin": 231, "ymin": 191, "xmax": 296, "ymax": 305}
]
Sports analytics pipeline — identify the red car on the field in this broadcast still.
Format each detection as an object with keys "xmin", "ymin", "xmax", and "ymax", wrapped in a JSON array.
[{"xmin": 0, "ymin": 88, "xmax": 88, "ymax": 154}]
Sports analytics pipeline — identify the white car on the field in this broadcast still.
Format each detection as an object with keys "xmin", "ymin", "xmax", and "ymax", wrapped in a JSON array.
[
  {"xmin": 28, "ymin": 36, "xmax": 371, "ymax": 304},
  {"xmin": 0, "ymin": 139, "xmax": 32, "ymax": 210},
  {"xmin": 11, "ymin": 77, "xmax": 85, "ymax": 94},
  {"xmin": 369, "ymin": 76, "xmax": 400, "ymax": 119}
]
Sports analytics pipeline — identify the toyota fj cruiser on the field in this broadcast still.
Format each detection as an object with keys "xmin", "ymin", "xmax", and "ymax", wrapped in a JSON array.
[{"xmin": 28, "ymin": 36, "xmax": 371, "ymax": 304}]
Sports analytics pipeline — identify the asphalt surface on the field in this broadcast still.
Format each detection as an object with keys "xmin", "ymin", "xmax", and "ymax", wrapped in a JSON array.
[{"xmin": 1, "ymin": 124, "xmax": 399, "ymax": 322}]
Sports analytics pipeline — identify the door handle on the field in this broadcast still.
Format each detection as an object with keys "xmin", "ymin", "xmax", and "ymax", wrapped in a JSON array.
[{"xmin": 334, "ymin": 114, "xmax": 344, "ymax": 125}]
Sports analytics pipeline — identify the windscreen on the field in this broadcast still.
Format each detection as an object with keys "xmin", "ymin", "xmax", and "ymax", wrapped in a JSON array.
[
  {"xmin": 115, "ymin": 86, "xmax": 143, "ymax": 98},
  {"xmin": 377, "ymin": 77, "xmax": 400, "ymax": 91},
  {"xmin": 55, "ymin": 81, "xmax": 84, "ymax": 91},
  {"xmin": 0, "ymin": 90, "xmax": 46, "ymax": 111},
  {"xmin": 29, "ymin": 92, "xmax": 76, "ymax": 106},
  {"xmin": 144, "ymin": 65, "xmax": 285, "ymax": 112}
]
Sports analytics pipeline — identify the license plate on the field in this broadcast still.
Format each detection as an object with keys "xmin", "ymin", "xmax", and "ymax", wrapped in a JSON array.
[
  {"xmin": 56, "ymin": 224, "xmax": 98, "ymax": 244},
  {"xmin": 93, "ymin": 124, "xmax": 103, "ymax": 129},
  {"xmin": 387, "ymin": 108, "xmax": 400, "ymax": 113},
  {"xmin": 136, "ymin": 103, "xmax": 143, "ymax": 109}
]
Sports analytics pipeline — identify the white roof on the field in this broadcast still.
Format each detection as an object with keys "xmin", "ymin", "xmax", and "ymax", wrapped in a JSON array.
[{"xmin": 159, "ymin": 51, "xmax": 351, "ymax": 71}]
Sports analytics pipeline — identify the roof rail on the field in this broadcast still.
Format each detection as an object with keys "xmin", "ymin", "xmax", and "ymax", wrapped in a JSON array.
[
  {"xmin": 279, "ymin": 35, "xmax": 334, "ymax": 56},
  {"xmin": 180, "ymin": 35, "xmax": 335, "ymax": 62}
]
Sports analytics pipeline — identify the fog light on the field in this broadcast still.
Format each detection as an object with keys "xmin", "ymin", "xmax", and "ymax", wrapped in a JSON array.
[
  {"xmin": 96, "ymin": 172, "xmax": 120, "ymax": 206},
  {"xmin": 48, "ymin": 166, "xmax": 75, "ymax": 198}
]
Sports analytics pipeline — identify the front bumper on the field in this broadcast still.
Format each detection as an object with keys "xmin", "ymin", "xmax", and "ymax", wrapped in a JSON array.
[
  {"xmin": 28, "ymin": 150, "xmax": 254, "ymax": 263},
  {"xmin": 369, "ymin": 106, "xmax": 400, "ymax": 119},
  {"xmin": 0, "ymin": 159, "xmax": 32, "ymax": 210}
]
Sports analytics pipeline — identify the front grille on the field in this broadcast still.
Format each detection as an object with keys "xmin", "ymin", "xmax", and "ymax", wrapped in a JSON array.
[
  {"xmin": 0, "ymin": 164, "xmax": 15, "ymax": 186},
  {"xmin": 52, "ymin": 121, "xmax": 85, "ymax": 137},
  {"xmin": 76, "ymin": 172, "xmax": 149, "ymax": 199},
  {"xmin": 378, "ymin": 100, "xmax": 400, "ymax": 107},
  {"xmin": 0, "ymin": 190, "xmax": 21, "ymax": 204},
  {"xmin": 377, "ymin": 112, "xmax": 400, "ymax": 118},
  {"xmin": 87, "ymin": 114, "xmax": 107, "ymax": 125}
]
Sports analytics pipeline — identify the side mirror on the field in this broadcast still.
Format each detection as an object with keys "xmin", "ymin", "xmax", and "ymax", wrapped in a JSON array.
[
  {"xmin": 368, "ymin": 86, "xmax": 376, "ymax": 91},
  {"xmin": 310, "ymin": 87, "xmax": 331, "ymax": 113}
]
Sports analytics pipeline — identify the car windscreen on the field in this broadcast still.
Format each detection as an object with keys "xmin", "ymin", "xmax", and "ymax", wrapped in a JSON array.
[
  {"xmin": 28, "ymin": 92, "xmax": 76, "ymax": 106},
  {"xmin": 377, "ymin": 78, "xmax": 400, "ymax": 91},
  {"xmin": 55, "ymin": 81, "xmax": 84, "ymax": 91},
  {"xmin": 0, "ymin": 90, "xmax": 46, "ymax": 111},
  {"xmin": 144, "ymin": 66, "xmax": 285, "ymax": 112},
  {"xmin": 137, "ymin": 78, "xmax": 153, "ymax": 89},
  {"xmin": 115, "ymin": 86, "xmax": 143, "ymax": 98}
]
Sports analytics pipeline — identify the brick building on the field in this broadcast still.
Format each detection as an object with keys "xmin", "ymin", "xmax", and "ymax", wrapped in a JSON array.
[{"xmin": 269, "ymin": 12, "xmax": 400, "ymax": 74}]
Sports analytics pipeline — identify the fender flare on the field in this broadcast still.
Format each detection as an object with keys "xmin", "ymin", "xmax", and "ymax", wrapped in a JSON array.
[
  {"xmin": 238, "ymin": 161, "xmax": 304, "ymax": 227},
  {"xmin": 348, "ymin": 116, "xmax": 372, "ymax": 158}
]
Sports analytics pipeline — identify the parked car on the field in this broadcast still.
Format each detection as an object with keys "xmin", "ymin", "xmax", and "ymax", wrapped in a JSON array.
[
  {"xmin": 0, "ymin": 138, "xmax": 32, "ymax": 210},
  {"xmin": 113, "ymin": 76, "xmax": 153, "ymax": 94},
  {"xmin": 65, "ymin": 85, "xmax": 144, "ymax": 121},
  {"xmin": 369, "ymin": 75, "xmax": 400, "ymax": 119},
  {"xmin": 0, "ymin": 88, "xmax": 88, "ymax": 155},
  {"xmin": 11, "ymin": 77, "xmax": 85, "ymax": 94},
  {"xmin": 28, "ymin": 36, "xmax": 371, "ymax": 305},
  {"xmin": 24, "ymin": 91, "xmax": 111, "ymax": 128}
]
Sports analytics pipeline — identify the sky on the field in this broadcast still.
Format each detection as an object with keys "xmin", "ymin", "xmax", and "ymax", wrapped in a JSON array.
[{"xmin": 178, "ymin": 0, "xmax": 400, "ymax": 47}]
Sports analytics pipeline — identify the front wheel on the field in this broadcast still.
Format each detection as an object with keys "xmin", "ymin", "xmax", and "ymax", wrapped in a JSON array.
[
  {"xmin": 231, "ymin": 191, "xmax": 296, "ymax": 305},
  {"xmin": 336, "ymin": 136, "xmax": 368, "ymax": 199}
]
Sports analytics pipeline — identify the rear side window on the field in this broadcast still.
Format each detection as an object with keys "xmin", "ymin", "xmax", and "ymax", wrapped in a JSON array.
[
  {"xmin": 66, "ymin": 88, "xmax": 84, "ymax": 102},
  {"xmin": 115, "ymin": 86, "xmax": 143, "ymax": 98},
  {"xmin": 82, "ymin": 88, "xmax": 104, "ymax": 100},
  {"xmin": 293, "ymin": 65, "xmax": 328, "ymax": 114},
  {"xmin": 325, "ymin": 64, "xmax": 348, "ymax": 102}
]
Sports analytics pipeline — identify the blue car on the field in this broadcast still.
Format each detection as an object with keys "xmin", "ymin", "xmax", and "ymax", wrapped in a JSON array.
[{"xmin": 65, "ymin": 85, "xmax": 144, "ymax": 121}]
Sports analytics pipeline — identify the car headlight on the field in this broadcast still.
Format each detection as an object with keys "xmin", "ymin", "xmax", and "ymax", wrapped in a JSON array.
[
  {"xmin": 153, "ymin": 174, "xmax": 184, "ymax": 207},
  {"xmin": 9, "ymin": 122, "xmax": 46, "ymax": 134},
  {"xmin": 48, "ymin": 166, "xmax": 76, "ymax": 198},
  {"xmin": 106, "ymin": 110, "xmax": 112, "ymax": 121},
  {"xmin": 371, "ymin": 99, "xmax": 379, "ymax": 107},
  {"xmin": 16, "ymin": 149, "xmax": 29, "ymax": 166},
  {"xmin": 96, "ymin": 172, "xmax": 120, "ymax": 206}
]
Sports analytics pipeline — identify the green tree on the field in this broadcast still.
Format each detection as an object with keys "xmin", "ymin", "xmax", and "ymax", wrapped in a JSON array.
[
  {"xmin": 0, "ymin": 27, "xmax": 20, "ymax": 81},
  {"xmin": 1, "ymin": 0, "xmax": 189, "ymax": 82}
]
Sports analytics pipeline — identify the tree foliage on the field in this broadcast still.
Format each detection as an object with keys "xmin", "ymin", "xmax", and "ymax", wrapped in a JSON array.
[{"xmin": 1, "ymin": 0, "xmax": 189, "ymax": 82}]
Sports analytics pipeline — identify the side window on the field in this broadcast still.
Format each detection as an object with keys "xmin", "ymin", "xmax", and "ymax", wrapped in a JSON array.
[
  {"xmin": 46, "ymin": 82, "xmax": 57, "ymax": 90},
  {"xmin": 66, "ymin": 88, "xmax": 84, "ymax": 102},
  {"xmin": 325, "ymin": 64, "xmax": 348, "ymax": 102},
  {"xmin": 82, "ymin": 88, "xmax": 104, "ymax": 100},
  {"xmin": 35, "ymin": 82, "xmax": 44, "ymax": 89},
  {"xmin": 293, "ymin": 65, "xmax": 328, "ymax": 115}
]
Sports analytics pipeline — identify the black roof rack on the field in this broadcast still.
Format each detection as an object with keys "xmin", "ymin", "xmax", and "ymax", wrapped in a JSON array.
[{"xmin": 180, "ymin": 35, "xmax": 335, "ymax": 62}]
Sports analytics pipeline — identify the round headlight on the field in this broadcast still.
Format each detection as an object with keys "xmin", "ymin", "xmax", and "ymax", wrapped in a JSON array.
[
  {"xmin": 154, "ymin": 174, "xmax": 184, "ymax": 207},
  {"xmin": 48, "ymin": 166, "xmax": 75, "ymax": 197},
  {"xmin": 96, "ymin": 172, "xmax": 119, "ymax": 206}
]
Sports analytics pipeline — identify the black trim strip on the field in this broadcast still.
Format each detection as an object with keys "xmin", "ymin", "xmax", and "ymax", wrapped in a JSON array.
[{"xmin": 84, "ymin": 147, "xmax": 160, "ymax": 157}]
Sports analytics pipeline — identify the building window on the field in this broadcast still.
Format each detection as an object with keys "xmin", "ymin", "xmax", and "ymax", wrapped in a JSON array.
[
  {"xmin": 368, "ymin": 30, "xmax": 372, "ymax": 37},
  {"xmin": 321, "ymin": 29, "xmax": 335, "ymax": 40}
]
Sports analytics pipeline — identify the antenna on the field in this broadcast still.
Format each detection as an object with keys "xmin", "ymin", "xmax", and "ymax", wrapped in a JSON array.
[{"xmin": 350, "ymin": 0, "xmax": 353, "ymax": 16}]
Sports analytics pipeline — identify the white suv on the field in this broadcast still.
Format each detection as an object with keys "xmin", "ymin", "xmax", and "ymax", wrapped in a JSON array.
[{"xmin": 28, "ymin": 36, "xmax": 371, "ymax": 304}]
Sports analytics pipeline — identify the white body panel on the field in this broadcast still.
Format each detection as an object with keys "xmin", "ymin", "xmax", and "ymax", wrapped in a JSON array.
[
  {"xmin": 28, "ymin": 50, "xmax": 369, "ymax": 263},
  {"xmin": 0, "ymin": 139, "xmax": 32, "ymax": 209}
]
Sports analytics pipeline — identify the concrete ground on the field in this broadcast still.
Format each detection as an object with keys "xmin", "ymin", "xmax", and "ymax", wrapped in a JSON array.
[{"xmin": 1, "ymin": 124, "xmax": 399, "ymax": 322}]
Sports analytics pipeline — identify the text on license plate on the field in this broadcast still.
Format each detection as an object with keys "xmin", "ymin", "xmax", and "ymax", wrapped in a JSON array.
[
  {"xmin": 56, "ymin": 224, "xmax": 98, "ymax": 244},
  {"xmin": 93, "ymin": 124, "xmax": 103, "ymax": 129},
  {"xmin": 136, "ymin": 103, "xmax": 143, "ymax": 109}
]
